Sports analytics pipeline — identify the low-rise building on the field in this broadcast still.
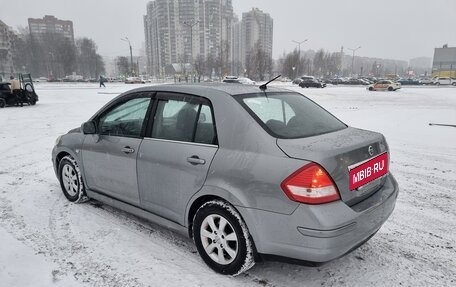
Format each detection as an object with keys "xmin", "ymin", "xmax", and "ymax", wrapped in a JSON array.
[{"xmin": 432, "ymin": 45, "xmax": 456, "ymax": 78}]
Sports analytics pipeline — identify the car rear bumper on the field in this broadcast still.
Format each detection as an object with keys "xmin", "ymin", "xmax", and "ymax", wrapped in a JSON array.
[{"xmin": 238, "ymin": 173, "xmax": 399, "ymax": 263}]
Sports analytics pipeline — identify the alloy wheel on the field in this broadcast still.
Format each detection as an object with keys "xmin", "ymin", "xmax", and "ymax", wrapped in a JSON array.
[
  {"xmin": 62, "ymin": 164, "xmax": 79, "ymax": 197},
  {"xmin": 200, "ymin": 214, "xmax": 239, "ymax": 265}
]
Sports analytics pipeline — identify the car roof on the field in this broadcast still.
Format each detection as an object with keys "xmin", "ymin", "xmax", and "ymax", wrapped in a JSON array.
[{"xmin": 128, "ymin": 83, "xmax": 291, "ymax": 98}]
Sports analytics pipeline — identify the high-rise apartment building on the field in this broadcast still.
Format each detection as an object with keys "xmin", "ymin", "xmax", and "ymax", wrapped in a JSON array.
[
  {"xmin": 0, "ymin": 20, "xmax": 16, "ymax": 76},
  {"xmin": 144, "ymin": 0, "xmax": 233, "ymax": 76},
  {"xmin": 230, "ymin": 15, "xmax": 242, "ymax": 75},
  {"xmin": 28, "ymin": 15, "xmax": 74, "ymax": 44},
  {"xmin": 240, "ymin": 8, "xmax": 273, "ymax": 68}
]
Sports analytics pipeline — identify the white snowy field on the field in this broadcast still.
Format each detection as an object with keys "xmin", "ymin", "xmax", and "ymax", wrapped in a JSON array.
[{"xmin": 0, "ymin": 83, "xmax": 455, "ymax": 287}]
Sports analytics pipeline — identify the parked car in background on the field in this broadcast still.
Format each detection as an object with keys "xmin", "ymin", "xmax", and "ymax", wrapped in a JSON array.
[
  {"xmin": 299, "ymin": 78, "xmax": 326, "ymax": 88},
  {"xmin": 52, "ymin": 83, "xmax": 398, "ymax": 275},
  {"xmin": 292, "ymin": 78, "xmax": 303, "ymax": 85},
  {"xmin": 397, "ymin": 78, "xmax": 421, "ymax": 85},
  {"xmin": 330, "ymin": 78, "xmax": 347, "ymax": 85},
  {"xmin": 432, "ymin": 77, "xmax": 456, "ymax": 86},
  {"xmin": 35, "ymin": 77, "xmax": 49, "ymax": 83},
  {"xmin": 346, "ymin": 78, "xmax": 369, "ymax": 85},
  {"xmin": 367, "ymin": 80, "xmax": 401, "ymax": 91},
  {"xmin": 293, "ymin": 76, "xmax": 314, "ymax": 85},
  {"xmin": 125, "ymin": 77, "xmax": 146, "ymax": 84},
  {"xmin": 419, "ymin": 77, "xmax": 433, "ymax": 85},
  {"xmin": 222, "ymin": 76, "xmax": 255, "ymax": 85}
]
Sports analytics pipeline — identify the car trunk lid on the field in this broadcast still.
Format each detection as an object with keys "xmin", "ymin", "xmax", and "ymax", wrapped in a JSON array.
[{"xmin": 277, "ymin": 127, "xmax": 388, "ymax": 206}]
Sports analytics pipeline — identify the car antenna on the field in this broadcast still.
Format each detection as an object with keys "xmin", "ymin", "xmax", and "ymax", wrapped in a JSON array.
[{"xmin": 259, "ymin": 74, "xmax": 281, "ymax": 91}]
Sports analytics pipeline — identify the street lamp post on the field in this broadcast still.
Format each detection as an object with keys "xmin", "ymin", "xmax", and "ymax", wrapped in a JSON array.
[
  {"xmin": 292, "ymin": 39, "xmax": 308, "ymax": 76},
  {"xmin": 121, "ymin": 37, "xmax": 134, "ymax": 76},
  {"xmin": 347, "ymin": 46, "xmax": 361, "ymax": 77},
  {"xmin": 48, "ymin": 52, "xmax": 55, "ymax": 79},
  {"xmin": 183, "ymin": 20, "xmax": 199, "ymax": 64}
]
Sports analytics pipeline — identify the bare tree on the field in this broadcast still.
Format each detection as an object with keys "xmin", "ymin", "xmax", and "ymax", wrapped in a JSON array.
[
  {"xmin": 11, "ymin": 33, "xmax": 32, "ymax": 74},
  {"xmin": 280, "ymin": 50, "xmax": 305, "ymax": 79},
  {"xmin": 116, "ymin": 56, "xmax": 130, "ymax": 76},
  {"xmin": 313, "ymin": 49, "xmax": 325, "ymax": 77},
  {"xmin": 205, "ymin": 53, "xmax": 216, "ymax": 79},
  {"xmin": 193, "ymin": 54, "xmax": 206, "ymax": 82},
  {"xmin": 244, "ymin": 52, "xmax": 255, "ymax": 79},
  {"xmin": 245, "ymin": 42, "xmax": 273, "ymax": 81},
  {"xmin": 75, "ymin": 38, "xmax": 105, "ymax": 78},
  {"xmin": 215, "ymin": 41, "xmax": 230, "ymax": 78}
]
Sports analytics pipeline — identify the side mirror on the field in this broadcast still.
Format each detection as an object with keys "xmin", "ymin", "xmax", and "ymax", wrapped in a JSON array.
[{"xmin": 82, "ymin": 121, "xmax": 96, "ymax": 134}]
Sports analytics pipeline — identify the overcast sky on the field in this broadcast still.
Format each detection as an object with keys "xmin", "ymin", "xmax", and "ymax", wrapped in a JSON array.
[{"xmin": 2, "ymin": 0, "xmax": 455, "ymax": 61}]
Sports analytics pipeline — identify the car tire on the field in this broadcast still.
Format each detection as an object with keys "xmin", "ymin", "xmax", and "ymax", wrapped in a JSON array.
[
  {"xmin": 58, "ymin": 155, "xmax": 88, "ymax": 203},
  {"xmin": 25, "ymin": 92, "xmax": 37, "ymax": 105},
  {"xmin": 368, "ymin": 87, "xmax": 374, "ymax": 91},
  {"xmin": 193, "ymin": 200, "xmax": 255, "ymax": 275},
  {"xmin": 436, "ymin": 82, "xmax": 440, "ymax": 86},
  {"xmin": 388, "ymin": 87, "xmax": 394, "ymax": 91},
  {"xmin": 0, "ymin": 98, "xmax": 5, "ymax": 108},
  {"xmin": 452, "ymin": 82, "xmax": 456, "ymax": 86}
]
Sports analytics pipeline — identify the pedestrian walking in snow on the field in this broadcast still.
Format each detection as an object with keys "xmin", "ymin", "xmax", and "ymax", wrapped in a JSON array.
[{"xmin": 99, "ymin": 76, "xmax": 106, "ymax": 88}]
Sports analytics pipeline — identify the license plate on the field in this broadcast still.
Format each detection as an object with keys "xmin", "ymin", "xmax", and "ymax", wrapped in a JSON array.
[{"xmin": 349, "ymin": 152, "xmax": 388, "ymax": 191}]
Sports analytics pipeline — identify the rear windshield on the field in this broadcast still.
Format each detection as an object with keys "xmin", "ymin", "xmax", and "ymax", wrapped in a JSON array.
[{"xmin": 236, "ymin": 92, "xmax": 347, "ymax": 139}]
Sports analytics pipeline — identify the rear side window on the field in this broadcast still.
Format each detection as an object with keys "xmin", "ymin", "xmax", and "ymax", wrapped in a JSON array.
[
  {"xmin": 151, "ymin": 98, "xmax": 217, "ymax": 145},
  {"xmin": 237, "ymin": 92, "xmax": 346, "ymax": 139}
]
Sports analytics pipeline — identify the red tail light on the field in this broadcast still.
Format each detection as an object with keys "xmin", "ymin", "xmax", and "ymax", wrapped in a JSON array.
[{"xmin": 281, "ymin": 163, "xmax": 340, "ymax": 204}]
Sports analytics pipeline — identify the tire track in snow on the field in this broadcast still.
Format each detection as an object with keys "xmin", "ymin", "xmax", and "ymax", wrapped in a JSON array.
[{"xmin": 47, "ymin": 197, "xmax": 145, "ymax": 286}]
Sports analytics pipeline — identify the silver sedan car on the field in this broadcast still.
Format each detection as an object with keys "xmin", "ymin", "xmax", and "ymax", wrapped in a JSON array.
[{"xmin": 52, "ymin": 84, "xmax": 399, "ymax": 275}]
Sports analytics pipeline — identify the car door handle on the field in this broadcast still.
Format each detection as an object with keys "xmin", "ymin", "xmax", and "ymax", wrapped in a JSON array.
[
  {"xmin": 187, "ymin": 156, "xmax": 206, "ymax": 165},
  {"xmin": 121, "ymin": 146, "xmax": 135, "ymax": 154}
]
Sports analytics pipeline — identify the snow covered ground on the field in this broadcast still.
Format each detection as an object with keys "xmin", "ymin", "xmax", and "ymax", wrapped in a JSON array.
[{"xmin": 0, "ymin": 83, "xmax": 455, "ymax": 286}]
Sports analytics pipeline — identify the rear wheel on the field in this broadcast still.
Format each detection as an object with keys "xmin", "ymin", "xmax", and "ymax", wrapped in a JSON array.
[
  {"xmin": 26, "ymin": 93, "xmax": 37, "ymax": 105},
  {"xmin": 58, "ymin": 155, "xmax": 88, "ymax": 203},
  {"xmin": 452, "ymin": 82, "xmax": 456, "ymax": 86},
  {"xmin": 193, "ymin": 200, "xmax": 255, "ymax": 275},
  {"xmin": 0, "ymin": 98, "xmax": 5, "ymax": 108}
]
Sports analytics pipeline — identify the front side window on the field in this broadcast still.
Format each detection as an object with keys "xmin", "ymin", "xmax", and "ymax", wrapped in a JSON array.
[
  {"xmin": 237, "ymin": 92, "xmax": 347, "ymax": 139},
  {"xmin": 98, "ymin": 97, "xmax": 151, "ymax": 138},
  {"xmin": 151, "ymin": 97, "xmax": 216, "ymax": 144}
]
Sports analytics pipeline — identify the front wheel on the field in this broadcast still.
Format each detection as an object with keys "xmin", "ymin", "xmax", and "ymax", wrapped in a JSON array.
[
  {"xmin": 58, "ymin": 155, "xmax": 88, "ymax": 203},
  {"xmin": 193, "ymin": 200, "xmax": 255, "ymax": 275},
  {"xmin": 0, "ymin": 98, "xmax": 5, "ymax": 108},
  {"xmin": 28, "ymin": 95, "xmax": 37, "ymax": 105},
  {"xmin": 388, "ymin": 86, "xmax": 394, "ymax": 91},
  {"xmin": 368, "ymin": 87, "xmax": 374, "ymax": 91}
]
